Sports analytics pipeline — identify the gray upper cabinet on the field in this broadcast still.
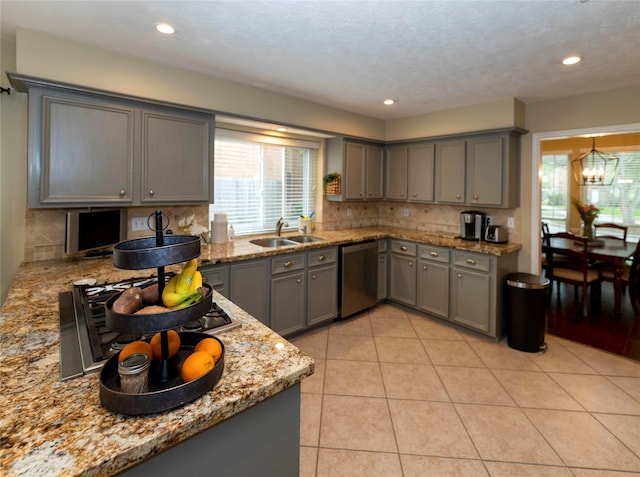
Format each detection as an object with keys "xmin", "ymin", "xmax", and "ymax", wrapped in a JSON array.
[
  {"xmin": 19, "ymin": 78, "xmax": 214, "ymax": 208},
  {"xmin": 408, "ymin": 142, "xmax": 435, "ymax": 202},
  {"xmin": 325, "ymin": 137, "xmax": 384, "ymax": 201},
  {"xmin": 435, "ymin": 140, "xmax": 466, "ymax": 204},
  {"xmin": 384, "ymin": 145, "xmax": 408, "ymax": 200}
]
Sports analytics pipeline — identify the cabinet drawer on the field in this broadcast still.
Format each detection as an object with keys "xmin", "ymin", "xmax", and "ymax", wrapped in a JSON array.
[
  {"xmin": 271, "ymin": 253, "xmax": 305, "ymax": 275},
  {"xmin": 390, "ymin": 240, "xmax": 417, "ymax": 256},
  {"xmin": 418, "ymin": 245, "xmax": 449, "ymax": 263},
  {"xmin": 201, "ymin": 265, "xmax": 226, "ymax": 286},
  {"xmin": 453, "ymin": 252, "xmax": 491, "ymax": 272},
  {"xmin": 308, "ymin": 247, "xmax": 337, "ymax": 267}
]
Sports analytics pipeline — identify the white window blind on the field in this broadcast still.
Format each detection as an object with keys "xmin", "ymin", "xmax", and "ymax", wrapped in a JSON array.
[
  {"xmin": 210, "ymin": 129, "xmax": 320, "ymax": 236},
  {"xmin": 541, "ymin": 153, "xmax": 570, "ymax": 233}
]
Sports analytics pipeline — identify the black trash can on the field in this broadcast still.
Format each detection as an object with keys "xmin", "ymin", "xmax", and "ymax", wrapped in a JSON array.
[{"xmin": 504, "ymin": 272, "xmax": 550, "ymax": 353}]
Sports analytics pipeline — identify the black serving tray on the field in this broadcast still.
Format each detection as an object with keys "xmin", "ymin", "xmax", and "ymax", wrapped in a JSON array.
[
  {"xmin": 105, "ymin": 283, "xmax": 213, "ymax": 334},
  {"xmin": 99, "ymin": 332, "xmax": 225, "ymax": 415},
  {"xmin": 113, "ymin": 235, "xmax": 201, "ymax": 269}
]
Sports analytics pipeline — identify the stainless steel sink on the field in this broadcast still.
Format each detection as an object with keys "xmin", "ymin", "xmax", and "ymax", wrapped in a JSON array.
[
  {"xmin": 287, "ymin": 235, "xmax": 325, "ymax": 243},
  {"xmin": 249, "ymin": 237, "xmax": 298, "ymax": 247}
]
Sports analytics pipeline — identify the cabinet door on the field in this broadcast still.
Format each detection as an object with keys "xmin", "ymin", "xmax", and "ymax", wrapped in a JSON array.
[
  {"xmin": 366, "ymin": 145, "xmax": 384, "ymax": 199},
  {"xmin": 37, "ymin": 91, "xmax": 134, "ymax": 205},
  {"xmin": 307, "ymin": 265, "xmax": 337, "ymax": 326},
  {"xmin": 142, "ymin": 108, "xmax": 213, "ymax": 203},
  {"xmin": 389, "ymin": 254, "xmax": 417, "ymax": 306},
  {"xmin": 408, "ymin": 143, "xmax": 435, "ymax": 202},
  {"xmin": 229, "ymin": 260, "xmax": 269, "ymax": 325},
  {"xmin": 451, "ymin": 268, "xmax": 491, "ymax": 333},
  {"xmin": 385, "ymin": 146, "xmax": 408, "ymax": 200},
  {"xmin": 377, "ymin": 253, "xmax": 388, "ymax": 301},
  {"xmin": 435, "ymin": 140, "xmax": 466, "ymax": 203},
  {"xmin": 467, "ymin": 136, "xmax": 503, "ymax": 206},
  {"xmin": 271, "ymin": 272, "xmax": 306, "ymax": 336},
  {"xmin": 201, "ymin": 264, "xmax": 229, "ymax": 298},
  {"xmin": 344, "ymin": 142, "xmax": 366, "ymax": 200},
  {"xmin": 417, "ymin": 260, "xmax": 449, "ymax": 318}
]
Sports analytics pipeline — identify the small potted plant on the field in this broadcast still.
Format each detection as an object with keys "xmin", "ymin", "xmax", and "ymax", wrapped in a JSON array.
[{"xmin": 323, "ymin": 173, "xmax": 341, "ymax": 195}]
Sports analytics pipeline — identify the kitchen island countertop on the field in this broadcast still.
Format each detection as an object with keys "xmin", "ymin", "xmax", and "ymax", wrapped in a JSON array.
[{"xmin": 0, "ymin": 258, "xmax": 313, "ymax": 476}]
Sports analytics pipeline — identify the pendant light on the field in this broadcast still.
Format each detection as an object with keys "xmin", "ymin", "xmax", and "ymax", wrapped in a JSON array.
[{"xmin": 571, "ymin": 136, "xmax": 619, "ymax": 186}]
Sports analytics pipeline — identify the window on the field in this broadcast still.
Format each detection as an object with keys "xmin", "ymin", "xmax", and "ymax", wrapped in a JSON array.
[
  {"xmin": 209, "ymin": 129, "xmax": 320, "ymax": 236},
  {"xmin": 541, "ymin": 153, "xmax": 570, "ymax": 233},
  {"xmin": 584, "ymin": 148, "xmax": 640, "ymax": 241}
]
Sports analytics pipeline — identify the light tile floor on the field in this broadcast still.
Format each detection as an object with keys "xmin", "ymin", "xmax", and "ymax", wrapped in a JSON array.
[{"xmin": 290, "ymin": 303, "xmax": 640, "ymax": 477}]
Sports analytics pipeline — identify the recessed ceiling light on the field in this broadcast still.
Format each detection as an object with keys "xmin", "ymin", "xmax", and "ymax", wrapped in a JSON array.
[
  {"xmin": 383, "ymin": 99, "xmax": 395, "ymax": 105},
  {"xmin": 156, "ymin": 23, "xmax": 175, "ymax": 35},
  {"xmin": 276, "ymin": 127, "xmax": 287, "ymax": 132},
  {"xmin": 562, "ymin": 56, "xmax": 582, "ymax": 66}
]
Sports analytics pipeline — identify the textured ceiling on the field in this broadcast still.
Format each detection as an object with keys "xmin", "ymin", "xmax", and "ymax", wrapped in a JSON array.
[{"xmin": 1, "ymin": 0, "xmax": 639, "ymax": 120}]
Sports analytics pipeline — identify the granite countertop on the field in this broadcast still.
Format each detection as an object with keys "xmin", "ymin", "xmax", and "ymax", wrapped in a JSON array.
[
  {"xmin": 0, "ymin": 226, "xmax": 519, "ymax": 476},
  {"xmin": 0, "ymin": 259, "xmax": 314, "ymax": 476},
  {"xmin": 198, "ymin": 226, "xmax": 521, "ymax": 266}
]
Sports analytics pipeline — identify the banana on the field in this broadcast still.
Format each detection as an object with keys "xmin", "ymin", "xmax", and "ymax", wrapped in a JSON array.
[
  {"xmin": 175, "ymin": 259, "xmax": 198, "ymax": 294},
  {"xmin": 168, "ymin": 291, "xmax": 202, "ymax": 310},
  {"xmin": 162, "ymin": 275, "xmax": 191, "ymax": 307},
  {"xmin": 189, "ymin": 271, "xmax": 203, "ymax": 291}
]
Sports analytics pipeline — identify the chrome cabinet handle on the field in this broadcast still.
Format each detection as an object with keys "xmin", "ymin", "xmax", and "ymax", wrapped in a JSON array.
[
  {"xmin": 408, "ymin": 261, "xmax": 413, "ymax": 267},
  {"xmin": 284, "ymin": 261, "xmax": 292, "ymax": 268},
  {"xmin": 380, "ymin": 257, "xmax": 385, "ymax": 262},
  {"xmin": 400, "ymin": 246, "xmax": 407, "ymax": 251},
  {"xmin": 318, "ymin": 255, "xmax": 326, "ymax": 262},
  {"xmin": 456, "ymin": 194, "xmax": 461, "ymax": 199},
  {"xmin": 311, "ymin": 274, "xmax": 316, "ymax": 280},
  {"xmin": 466, "ymin": 258, "xmax": 476, "ymax": 265},
  {"xmin": 457, "ymin": 273, "xmax": 462, "ymax": 278},
  {"xmin": 296, "ymin": 278, "xmax": 301, "ymax": 284},
  {"xmin": 119, "ymin": 189, "xmax": 126, "ymax": 196},
  {"xmin": 473, "ymin": 194, "xmax": 479, "ymax": 199},
  {"xmin": 423, "ymin": 265, "xmax": 427, "ymax": 270},
  {"xmin": 400, "ymin": 192, "xmax": 405, "ymax": 197},
  {"xmin": 430, "ymin": 251, "xmax": 438, "ymax": 257},
  {"xmin": 412, "ymin": 192, "xmax": 417, "ymax": 197},
  {"xmin": 149, "ymin": 189, "xmax": 155, "ymax": 197},
  {"xmin": 360, "ymin": 191, "xmax": 364, "ymax": 196}
]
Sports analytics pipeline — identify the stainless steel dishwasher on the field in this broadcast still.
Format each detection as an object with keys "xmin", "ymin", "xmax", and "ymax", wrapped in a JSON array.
[{"xmin": 339, "ymin": 241, "xmax": 378, "ymax": 318}]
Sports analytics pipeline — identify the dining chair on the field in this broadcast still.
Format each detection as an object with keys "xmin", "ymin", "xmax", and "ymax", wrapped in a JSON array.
[
  {"xmin": 594, "ymin": 223, "xmax": 628, "ymax": 242},
  {"xmin": 598, "ymin": 238, "xmax": 640, "ymax": 314},
  {"xmin": 544, "ymin": 232, "xmax": 602, "ymax": 318}
]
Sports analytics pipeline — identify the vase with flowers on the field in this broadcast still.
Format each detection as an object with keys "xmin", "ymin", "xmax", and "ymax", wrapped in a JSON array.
[
  {"xmin": 178, "ymin": 214, "xmax": 209, "ymax": 244},
  {"xmin": 572, "ymin": 199, "xmax": 599, "ymax": 242}
]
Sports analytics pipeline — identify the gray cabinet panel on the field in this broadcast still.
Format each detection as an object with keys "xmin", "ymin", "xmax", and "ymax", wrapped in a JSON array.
[
  {"xmin": 389, "ymin": 253, "xmax": 416, "ymax": 307},
  {"xmin": 201, "ymin": 264, "xmax": 229, "ymax": 297},
  {"xmin": 366, "ymin": 145, "xmax": 384, "ymax": 199},
  {"xmin": 142, "ymin": 109, "xmax": 212, "ymax": 203},
  {"xmin": 451, "ymin": 268, "xmax": 491, "ymax": 333},
  {"xmin": 435, "ymin": 140, "xmax": 466, "ymax": 203},
  {"xmin": 418, "ymin": 260, "xmax": 449, "ymax": 319},
  {"xmin": 230, "ymin": 259, "xmax": 269, "ymax": 325},
  {"xmin": 467, "ymin": 136, "xmax": 503, "ymax": 206},
  {"xmin": 307, "ymin": 265, "xmax": 337, "ymax": 326},
  {"xmin": 377, "ymin": 252, "xmax": 388, "ymax": 301},
  {"xmin": 36, "ymin": 91, "xmax": 134, "ymax": 205},
  {"xmin": 344, "ymin": 142, "xmax": 366, "ymax": 200},
  {"xmin": 385, "ymin": 146, "xmax": 408, "ymax": 200},
  {"xmin": 408, "ymin": 142, "xmax": 435, "ymax": 202},
  {"xmin": 271, "ymin": 272, "xmax": 306, "ymax": 335}
]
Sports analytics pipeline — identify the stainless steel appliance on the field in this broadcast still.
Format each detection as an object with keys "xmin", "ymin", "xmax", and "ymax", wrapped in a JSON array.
[
  {"xmin": 58, "ymin": 276, "xmax": 240, "ymax": 380},
  {"xmin": 485, "ymin": 225, "xmax": 508, "ymax": 243},
  {"xmin": 460, "ymin": 210, "xmax": 486, "ymax": 241},
  {"xmin": 339, "ymin": 241, "xmax": 378, "ymax": 318}
]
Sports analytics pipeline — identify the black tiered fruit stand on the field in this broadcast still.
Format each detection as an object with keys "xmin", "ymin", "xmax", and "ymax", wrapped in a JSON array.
[{"xmin": 99, "ymin": 211, "xmax": 225, "ymax": 415}]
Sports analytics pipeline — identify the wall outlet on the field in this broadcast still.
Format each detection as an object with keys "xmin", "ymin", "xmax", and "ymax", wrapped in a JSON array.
[
  {"xmin": 507, "ymin": 217, "xmax": 515, "ymax": 228},
  {"xmin": 347, "ymin": 207, "xmax": 352, "ymax": 217},
  {"xmin": 131, "ymin": 217, "xmax": 148, "ymax": 231},
  {"xmin": 403, "ymin": 207, "xmax": 410, "ymax": 217}
]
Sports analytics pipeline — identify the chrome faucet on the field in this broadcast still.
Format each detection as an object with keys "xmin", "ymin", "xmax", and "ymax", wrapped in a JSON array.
[{"xmin": 276, "ymin": 217, "xmax": 288, "ymax": 236}]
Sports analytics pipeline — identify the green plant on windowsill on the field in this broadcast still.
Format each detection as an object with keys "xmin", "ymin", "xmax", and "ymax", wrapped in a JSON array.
[{"xmin": 323, "ymin": 173, "xmax": 340, "ymax": 185}]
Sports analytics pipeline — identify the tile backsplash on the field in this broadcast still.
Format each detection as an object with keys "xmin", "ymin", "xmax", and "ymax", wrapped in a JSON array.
[{"xmin": 23, "ymin": 202, "xmax": 520, "ymax": 262}]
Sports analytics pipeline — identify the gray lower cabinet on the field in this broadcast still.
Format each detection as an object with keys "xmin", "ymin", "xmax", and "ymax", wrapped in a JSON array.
[
  {"xmin": 270, "ymin": 253, "xmax": 306, "ymax": 336},
  {"xmin": 307, "ymin": 248, "xmax": 338, "ymax": 327},
  {"xmin": 388, "ymin": 240, "xmax": 417, "ymax": 307},
  {"xmin": 22, "ymin": 81, "xmax": 214, "ymax": 207},
  {"xmin": 229, "ymin": 259, "xmax": 269, "ymax": 326},
  {"xmin": 417, "ymin": 245, "xmax": 449, "ymax": 319},
  {"xmin": 200, "ymin": 264, "xmax": 229, "ymax": 298},
  {"xmin": 377, "ymin": 239, "xmax": 388, "ymax": 301}
]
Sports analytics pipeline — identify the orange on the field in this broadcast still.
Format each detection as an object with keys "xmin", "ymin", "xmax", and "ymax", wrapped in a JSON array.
[
  {"xmin": 119, "ymin": 340, "xmax": 152, "ymax": 363},
  {"xmin": 150, "ymin": 330, "xmax": 181, "ymax": 360},
  {"xmin": 181, "ymin": 351, "xmax": 214, "ymax": 382},
  {"xmin": 194, "ymin": 337, "xmax": 223, "ymax": 363}
]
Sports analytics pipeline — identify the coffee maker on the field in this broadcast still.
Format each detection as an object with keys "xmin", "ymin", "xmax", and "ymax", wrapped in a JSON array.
[{"xmin": 460, "ymin": 211, "xmax": 486, "ymax": 241}]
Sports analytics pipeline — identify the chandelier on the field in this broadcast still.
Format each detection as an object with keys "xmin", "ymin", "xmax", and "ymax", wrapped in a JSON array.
[{"xmin": 571, "ymin": 137, "xmax": 619, "ymax": 186}]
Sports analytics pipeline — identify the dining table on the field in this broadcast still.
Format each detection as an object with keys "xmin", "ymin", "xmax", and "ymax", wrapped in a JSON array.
[{"xmin": 545, "ymin": 236, "xmax": 636, "ymax": 318}]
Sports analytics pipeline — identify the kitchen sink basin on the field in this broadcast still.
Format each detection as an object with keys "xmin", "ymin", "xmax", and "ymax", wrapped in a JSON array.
[
  {"xmin": 249, "ymin": 237, "xmax": 298, "ymax": 247},
  {"xmin": 287, "ymin": 235, "xmax": 325, "ymax": 243}
]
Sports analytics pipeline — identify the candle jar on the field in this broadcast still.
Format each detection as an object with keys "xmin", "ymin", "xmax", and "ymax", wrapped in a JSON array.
[{"xmin": 118, "ymin": 353, "xmax": 151, "ymax": 393}]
